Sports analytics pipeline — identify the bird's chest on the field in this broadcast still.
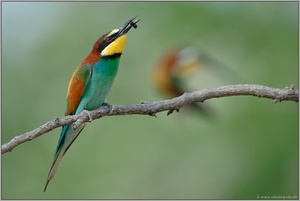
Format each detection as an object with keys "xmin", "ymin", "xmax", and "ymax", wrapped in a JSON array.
[{"xmin": 83, "ymin": 60, "xmax": 119, "ymax": 110}]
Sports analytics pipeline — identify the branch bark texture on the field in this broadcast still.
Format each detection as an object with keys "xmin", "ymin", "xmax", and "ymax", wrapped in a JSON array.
[{"xmin": 2, "ymin": 84, "xmax": 298, "ymax": 154}]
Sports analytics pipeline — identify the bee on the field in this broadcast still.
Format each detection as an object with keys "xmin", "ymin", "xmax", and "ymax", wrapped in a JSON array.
[{"xmin": 131, "ymin": 19, "xmax": 140, "ymax": 29}]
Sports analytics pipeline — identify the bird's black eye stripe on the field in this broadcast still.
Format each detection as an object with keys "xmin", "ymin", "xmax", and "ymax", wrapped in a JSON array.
[
  {"xmin": 98, "ymin": 32, "xmax": 119, "ymax": 53},
  {"xmin": 98, "ymin": 42, "xmax": 107, "ymax": 53},
  {"xmin": 105, "ymin": 32, "xmax": 118, "ymax": 42}
]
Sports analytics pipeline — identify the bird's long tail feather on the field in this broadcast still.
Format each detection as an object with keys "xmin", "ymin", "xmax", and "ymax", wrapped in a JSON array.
[{"xmin": 44, "ymin": 124, "xmax": 85, "ymax": 192}]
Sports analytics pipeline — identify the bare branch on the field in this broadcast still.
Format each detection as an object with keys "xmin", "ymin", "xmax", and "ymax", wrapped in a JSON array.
[{"xmin": 2, "ymin": 84, "xmax": 298, "ymax": 154}]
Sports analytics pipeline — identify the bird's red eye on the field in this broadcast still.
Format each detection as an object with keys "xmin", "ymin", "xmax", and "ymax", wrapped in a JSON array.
[{"xmin": 106, "ymin": 37, "xmax": 113, "ymax": 42}]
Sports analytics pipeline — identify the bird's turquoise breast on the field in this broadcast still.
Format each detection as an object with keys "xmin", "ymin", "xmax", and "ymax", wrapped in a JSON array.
[{"xmin": 75, "ymin": 57, "xmax": 120, "ymax": 114}]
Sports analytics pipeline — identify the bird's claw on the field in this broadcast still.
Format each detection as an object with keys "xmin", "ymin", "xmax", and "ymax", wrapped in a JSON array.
[
  {"xmin": 102, "ymin": 102, "xmax": 112, "ymax": 110},
  {"xmin": 82, "ymin": 109, "xmax": 93, "ymax": 122}
]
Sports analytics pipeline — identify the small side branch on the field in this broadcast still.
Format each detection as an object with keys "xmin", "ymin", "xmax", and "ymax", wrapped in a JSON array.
[{"xmin": 2, "ymin": 84, "xmax": 298, "ymax": 154}]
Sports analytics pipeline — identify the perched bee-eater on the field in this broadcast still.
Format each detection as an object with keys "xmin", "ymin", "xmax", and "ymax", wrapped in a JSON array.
[
  {"xmin": 44, "ymin": 17, "xmax": 140, "ymax": 192},
  {"xmin": 152, "ymin": 46, "xmax": 228, "ymax": 116}
]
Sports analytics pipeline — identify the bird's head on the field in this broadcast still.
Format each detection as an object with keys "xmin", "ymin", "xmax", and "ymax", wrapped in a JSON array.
[{"xmin": 93, "ymin": 16, "xmax": 140, "ymax": 58}]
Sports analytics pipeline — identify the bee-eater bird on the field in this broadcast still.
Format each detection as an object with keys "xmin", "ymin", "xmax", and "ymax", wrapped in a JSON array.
[
  {"xmin": 152, "ymin": 46, "xmax": 229, "ymax": 117},
  {"xmin": 44, "ymin": 17, "xmax": 140, "ymax": 192}
]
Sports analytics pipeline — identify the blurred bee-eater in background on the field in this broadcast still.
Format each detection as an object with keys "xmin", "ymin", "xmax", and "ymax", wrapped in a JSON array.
[{"xmin": 152, "ymin": 46, "xmax": 232, "ymax": 117}]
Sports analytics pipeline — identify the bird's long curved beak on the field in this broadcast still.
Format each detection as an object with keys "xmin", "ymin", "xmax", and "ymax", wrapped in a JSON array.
[{"xmin": 118, "ymin": 16, "xmax": 140, "ymax": 37}]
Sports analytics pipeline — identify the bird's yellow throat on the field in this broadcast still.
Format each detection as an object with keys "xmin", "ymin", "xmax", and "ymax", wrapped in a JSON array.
[{"xmin": 101, "ymin": 34, "xmax": 127, "ymax": 57}]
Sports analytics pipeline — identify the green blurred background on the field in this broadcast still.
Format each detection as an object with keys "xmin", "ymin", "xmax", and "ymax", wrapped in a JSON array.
[{"xmin": 2, "ymin": 2, "xmax": 298, "ymax": 199}]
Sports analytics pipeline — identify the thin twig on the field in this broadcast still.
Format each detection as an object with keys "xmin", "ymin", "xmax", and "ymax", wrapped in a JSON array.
[{"xmin": 2, "ymin": 84, "xmax": 298, "ymax": 154}]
